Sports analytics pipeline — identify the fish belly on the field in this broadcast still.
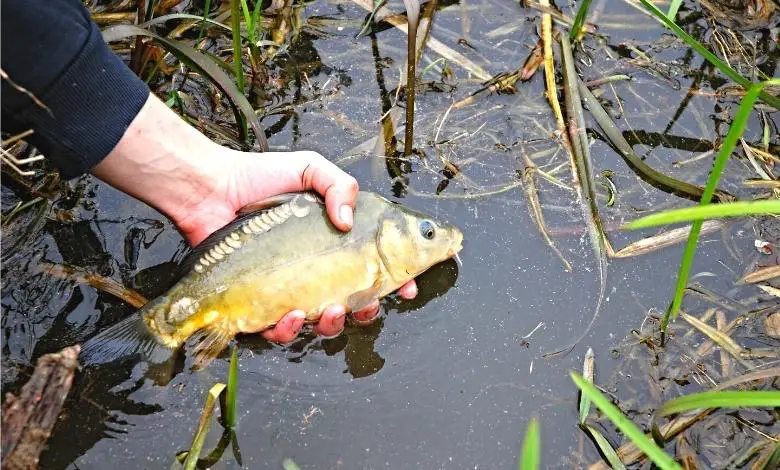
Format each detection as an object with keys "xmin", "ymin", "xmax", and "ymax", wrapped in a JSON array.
[{"xmin": 213, "ymin": 243, "xmax": 383, "ymax": 335}]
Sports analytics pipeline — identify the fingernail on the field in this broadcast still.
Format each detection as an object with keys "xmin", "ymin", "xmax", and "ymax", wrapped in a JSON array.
[
  {"xmin": 334, "ymin": 311, "xmax": 346, "ymax": 322},
  {"xmin": 339, "ymin": 205, "xmax": 353, "ymax": 227},
  {"xmin": 292, "ymin": 316, "xmax": 305, "ymax": 332}
]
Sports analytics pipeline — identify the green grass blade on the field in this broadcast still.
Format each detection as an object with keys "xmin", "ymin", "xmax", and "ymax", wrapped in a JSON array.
[
  {"xmin": 578, "ymin": 347, "xmax": 595, "ymax": 424},
  {"xmin": 251, "ymin": 0, "xmax": 264, "ymax": 45},
  {"xmin": 139, "ymin": 12, "xmax": 234, "ymax": 37},
  {"xmin": 666, "ymin": 0, "xmax": 683, "ymax": 20},
  {"xmin": 239, "ymin": 0, "xmax": 252, "ymax": 27},
  {"xmin": 638, "ymin": 0, "xmax": 779, "ymax": 109},
  {"xmin": 626, "ymin": 200, "xmax": 780, "ymax": 229},
  {"xmin": 570, "ymin": 372, "xmax": 682, "ymax": 470},
  {"xmin": 230, "ymin": 0, "xmax": 248, "ymax": 138},
  {"xmin": 583, "ymin": 424, "xmax": 626, "ymax": 470},
  {"xmin": 518, "ymin": 418, "xmax": 540, "ymax": 470},
  {"xmin": 665, "ymin": 79, "xmax": 780, "ymax": 323},
  {"xmin": 659, "ymin": 391, "xmax": 780, "ymax": 416},
  {"xmin": 282, "ymin": 458, "xmax": 301, "ymax": 470},
  {"xmin": 102, "ymin": 24, "xmax": 268, "ymax": 151},
  {"xmin": 226, "ymin": 346, "xmax": 239, "ymax": 429},
  {"xmin": 229, "ymin": 0, "xmax": 246, "ymax": 92},
  {"xmin": 196, "ymin": 0, "xmax": 213, "ymax": 44},
  {"xmin": 569, "ymin": 0, "xmax": 593, "ymax": 42},
  {"xmin": 182, "ymin": 383, "xmax": 226, "ymax": 470}
]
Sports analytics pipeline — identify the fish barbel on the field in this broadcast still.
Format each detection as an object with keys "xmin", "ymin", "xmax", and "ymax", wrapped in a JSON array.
[{"xmin": 80, "ymin": 191, "xmax": 463, "ymax": 368}]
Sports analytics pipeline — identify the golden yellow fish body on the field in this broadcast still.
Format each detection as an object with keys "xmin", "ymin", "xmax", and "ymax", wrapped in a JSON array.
[{"xmin": 81, "ymin": 191, "xmax": 463, "ymax": 367}]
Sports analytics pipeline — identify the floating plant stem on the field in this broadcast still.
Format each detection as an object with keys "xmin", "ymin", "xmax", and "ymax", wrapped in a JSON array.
[
  {"xmin": 349, "ymin": 0, "xmax": 491, "ymax": 80},
  {"xmin": 402, "ymin": 0, "xmax": 420, "ymax": 156},
  {"xmin": 612, "ymin": 220, "xmax": 726, "ymax": 259},
  {"xmin": 577, "ymin": 78, "xmax": 730, "ymax": 203},
  {"xmin": 225, "ymin": 346, "xmax": 239, "ymax": 429},
  {"xmin": 39, "ymin": 262, "xmax": 149, "ymax": 308},
  {"xmin": 182, "ymin": 383, "xmax": 226, "ymax": 470},
  {"xmin": 520, "ymin": 151, "xmax": 572, "ymax": 272},
  {"xmin": 542, "ymin": 34, "xmax": 607, "ymax": 359}
]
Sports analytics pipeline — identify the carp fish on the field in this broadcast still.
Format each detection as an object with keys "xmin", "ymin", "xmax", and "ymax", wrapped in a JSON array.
[{"xmin": 80, "ymin": 191, "xmax": 464, "ymax": 368}]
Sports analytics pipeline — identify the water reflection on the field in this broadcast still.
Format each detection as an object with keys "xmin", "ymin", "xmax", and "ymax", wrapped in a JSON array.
[{"xmin": 241, "ymin": 257, "xmax": 460, "ymax": 379}]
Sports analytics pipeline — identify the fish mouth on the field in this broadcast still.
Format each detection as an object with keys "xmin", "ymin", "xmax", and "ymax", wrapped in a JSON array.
[{"xmin": 447, "ymin": 230, "xmax": 464, "ymax": 259}]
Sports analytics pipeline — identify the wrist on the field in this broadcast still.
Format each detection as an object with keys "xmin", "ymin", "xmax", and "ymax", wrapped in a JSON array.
[{"xmin": 91, "ymin": 93, "xmax": 224, "ymax": 226}]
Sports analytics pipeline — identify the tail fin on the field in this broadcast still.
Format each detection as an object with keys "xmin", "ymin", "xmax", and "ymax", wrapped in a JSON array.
[{"xmin": 79, "ymin": 313, "xmax": 175, "ymax": 366}]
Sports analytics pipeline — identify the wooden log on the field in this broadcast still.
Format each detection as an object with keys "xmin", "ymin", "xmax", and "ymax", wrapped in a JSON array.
[{"xmin": 1, "ymin": 345, "xmax": 80, "ymax": 470}]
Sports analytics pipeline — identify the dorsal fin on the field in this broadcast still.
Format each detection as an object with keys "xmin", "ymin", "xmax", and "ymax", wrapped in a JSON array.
[
  {"xmin": 236, "ymin": 191, "xmax": 323, "ymax": 215},
  {"xmin": 178, "ymin": 192, "xmax": 322, "ymax": 276},
  {"xmin": 177, "ymin": 211, "xmax": 258, "ymax": 276}
]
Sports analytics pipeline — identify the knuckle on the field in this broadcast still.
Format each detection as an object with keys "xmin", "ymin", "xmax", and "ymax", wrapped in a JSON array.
[{"xmin": 343, "ymin": 176, "xmax": 359, "ymax": 193}]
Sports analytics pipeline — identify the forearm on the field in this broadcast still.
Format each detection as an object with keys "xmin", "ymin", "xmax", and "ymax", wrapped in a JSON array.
[{"xmin": 92, "ymin": 93, "xmax": 221, "ymax": 224}]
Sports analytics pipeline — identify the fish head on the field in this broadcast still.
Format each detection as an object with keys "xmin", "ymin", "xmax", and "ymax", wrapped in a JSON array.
[{"xmin": 376, "ymin": 206, "xmax": 464, "ymax": 283}]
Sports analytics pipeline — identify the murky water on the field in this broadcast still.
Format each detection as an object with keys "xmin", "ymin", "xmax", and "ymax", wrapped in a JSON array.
[{"xmin": 2, "ymin": 0, "xmax": 778, "ymax": 468}]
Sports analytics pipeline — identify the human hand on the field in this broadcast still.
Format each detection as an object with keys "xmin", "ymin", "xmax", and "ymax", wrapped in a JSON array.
[{"xmin": 92, "ymin": 93, "xmax": 418, "ymax": 343}]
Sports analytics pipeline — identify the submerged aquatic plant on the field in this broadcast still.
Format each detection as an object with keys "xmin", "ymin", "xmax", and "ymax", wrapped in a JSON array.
[{"xmin": 102, "ymin": 25, "xmax": 269, "ymax": 150}]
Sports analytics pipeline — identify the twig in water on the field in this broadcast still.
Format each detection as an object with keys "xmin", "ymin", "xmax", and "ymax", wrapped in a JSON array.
[
  {"xmin": 737, "ymin": 265, "xmax": 780, "ymax": 285},
  {"xmin": 39, "ymin": 262, "xmax": 149, "ymax": 308},
  {"xmin": 613, "ymin": 220, "xmax": 727, "ymax": 258},
  {"xmin": 401, "ymin": 0, "xmax": 420, "ymax": 156}
]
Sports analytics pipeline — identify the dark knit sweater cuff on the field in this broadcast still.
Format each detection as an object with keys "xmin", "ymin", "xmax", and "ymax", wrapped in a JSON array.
[{"xmin": 13, "ymin": 22, "xmax": 149, "ymax": 178}]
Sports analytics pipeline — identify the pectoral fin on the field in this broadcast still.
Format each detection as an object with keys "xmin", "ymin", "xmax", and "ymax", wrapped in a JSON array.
[
  {"xmin": 346, "ymin": 279, "xmax": 383, "ymax": 312},
  {"xmin": 188, "ymin": 325, "xmax": 234, "ymax": 370}
]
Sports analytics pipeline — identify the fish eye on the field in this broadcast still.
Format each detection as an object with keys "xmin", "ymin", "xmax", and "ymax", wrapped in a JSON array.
[{"xmin": 419, "ymin": 220, "xmax": 436, "ymax": 240}]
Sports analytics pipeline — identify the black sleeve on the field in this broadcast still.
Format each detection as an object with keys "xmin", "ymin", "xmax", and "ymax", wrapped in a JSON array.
[{"xmin": 1, "ymin": 0, "xmax": 150, "ymax": 179}]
